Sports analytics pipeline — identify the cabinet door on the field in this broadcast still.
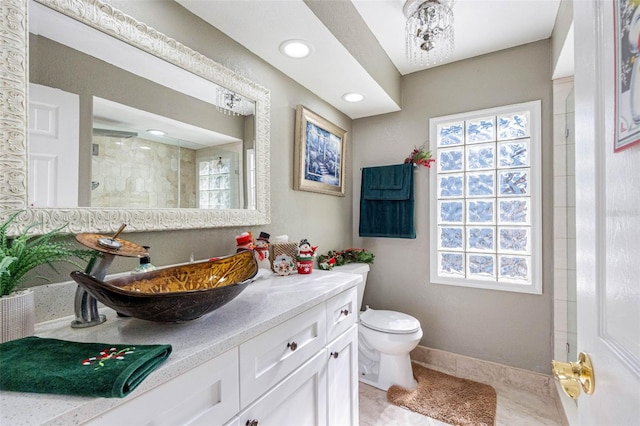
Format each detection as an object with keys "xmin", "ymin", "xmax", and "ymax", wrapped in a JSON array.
[
  {"xmin": 239, "ymin": 350, "xmax": 327, "ymax": 426},
  {"xmin": 327, "ymin": 325, "xmax": 359, "ymax": 426}
]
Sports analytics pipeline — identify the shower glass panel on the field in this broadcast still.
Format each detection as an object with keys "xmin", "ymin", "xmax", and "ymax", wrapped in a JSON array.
[{"xmin": 565, "ymin": 88, "xmax": 577, "ymax": 362}]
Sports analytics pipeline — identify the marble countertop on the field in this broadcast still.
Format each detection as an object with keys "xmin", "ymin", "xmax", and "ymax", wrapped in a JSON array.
[{"xmin": 0, "ymin": 270, "xmax": 360, "ymax": 426}]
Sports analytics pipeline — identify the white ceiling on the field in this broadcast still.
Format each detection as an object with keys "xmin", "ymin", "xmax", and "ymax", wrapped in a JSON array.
[
  {"xmin": 179, "ymin": 0, "xmax": 568, "ymax": 120},
  {"xmin": 92, "ymin": 97, "xmax": 240, "ymax": 149},
  {"xmin": 352, "ymin": 0, "xmax": 562, "ymax": 75}
]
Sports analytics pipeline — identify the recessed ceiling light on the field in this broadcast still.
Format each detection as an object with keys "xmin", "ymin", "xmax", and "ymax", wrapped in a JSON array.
[
  {"xmin": 139, "ymin": 146, "xmax": 151, "ymax": 150},
  {"xmin": 147, "ymin": 129, "xmax": 166, "ymax": 136},
  {"xmin": 342, "ymin": 92, "xmax": 365, "ymax": 103},
  {"xmin": 279, "ymin": 40, "xmax": 313, "ymax": 59}
]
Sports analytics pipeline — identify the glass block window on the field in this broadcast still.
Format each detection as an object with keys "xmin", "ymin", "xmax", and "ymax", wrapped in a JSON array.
[
  {"xmin": 429, "ymin": 101, "xmax": 542, "ymax": 294},
  {"xmin": 198, "ymin": 156, "xmax": 231, "ymax": 209}
]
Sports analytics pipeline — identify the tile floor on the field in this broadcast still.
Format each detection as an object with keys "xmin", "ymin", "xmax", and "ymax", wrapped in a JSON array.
[{"xmin": 359, "ymin": 361, "xmax": 567, "ymax": 426}]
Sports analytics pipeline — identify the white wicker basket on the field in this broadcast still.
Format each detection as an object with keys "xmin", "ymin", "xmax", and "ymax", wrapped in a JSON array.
[{"xmin": 0, "ymin": 289, "xmax": 35, "ymax": 343}]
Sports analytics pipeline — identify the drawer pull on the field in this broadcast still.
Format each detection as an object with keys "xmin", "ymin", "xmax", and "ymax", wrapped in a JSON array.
[
  {"xmin": 340, "ymin": 309, "xmax": 350, "ymax": 316},
  {"xmin": 287, "ymin": 341, "xmax": 298, "ymax": 351},
  {"xmin": 246, "ymin": 420, "xmax": 259, "ymax": 426},
  {"xmin": 330, "ymin": 351, "xmax": 339, "ymax": 359}
]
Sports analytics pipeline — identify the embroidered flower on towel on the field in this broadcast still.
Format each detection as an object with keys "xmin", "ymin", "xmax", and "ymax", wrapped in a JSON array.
[{"xmin": 82, "ymin": 347, "xmax": 135, "ymax": 369}]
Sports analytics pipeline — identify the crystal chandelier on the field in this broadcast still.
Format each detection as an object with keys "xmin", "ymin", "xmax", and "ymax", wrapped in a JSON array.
[
  {"xmin": 404, "ymin": 0, "xmax": 454, "ymax": 66},
  {"xmin": 216, "ymin": 87, "xmax": 242, "ymax": 116}
]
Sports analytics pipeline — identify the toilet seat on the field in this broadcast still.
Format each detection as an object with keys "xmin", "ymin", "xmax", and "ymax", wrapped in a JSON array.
[{"xmin": 360, "ymin": 309, "xmax": 421, "ymax": 334}]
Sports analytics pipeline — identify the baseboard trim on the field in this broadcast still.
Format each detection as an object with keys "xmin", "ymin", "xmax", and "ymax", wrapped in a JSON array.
[
  {"xmin": 412, "ymin": 344, "xmax": 564, "ymax": 393},
  {"xmin": 410, "ymin": 345, "xmax": 570, "ymax": 426}
]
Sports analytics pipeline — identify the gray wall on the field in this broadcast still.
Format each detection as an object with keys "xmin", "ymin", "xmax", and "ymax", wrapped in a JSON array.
[
  {"xmin": 352, "ymin": 40, "xmax": 554, "ymax": 373},
  {"xmin": 28, "ymin": 1, "xmax": 353, "ymax": 279}
]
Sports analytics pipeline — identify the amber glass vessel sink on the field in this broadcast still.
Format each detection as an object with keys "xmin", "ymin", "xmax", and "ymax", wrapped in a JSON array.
[{"xmin": 70, "ymin": 251, "xmax": 258, "ymax": 322}]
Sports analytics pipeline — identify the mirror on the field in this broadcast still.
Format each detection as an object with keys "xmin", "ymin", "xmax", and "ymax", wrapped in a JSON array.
[
  {"xmin": 0, "ymin": 0, "xmax": 270, "ymax": 234},
  {"xmin": 88, "ymin": 97, "xmax": 250, "ymax": 210}
]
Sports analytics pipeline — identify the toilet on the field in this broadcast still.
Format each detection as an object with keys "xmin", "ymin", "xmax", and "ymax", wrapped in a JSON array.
[{"xmin": 334, "ymin": 263, "xmax": 423, "ymax": 391}]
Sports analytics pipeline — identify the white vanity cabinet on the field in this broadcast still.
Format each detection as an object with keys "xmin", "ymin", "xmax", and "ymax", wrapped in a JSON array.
[
  {"xmin": 0, "ymin": 274, "xmax": 362, "ymax": 426},
  {"xmin": 230, "ymin": 287, "xmax": 359, "ymax": 426}
]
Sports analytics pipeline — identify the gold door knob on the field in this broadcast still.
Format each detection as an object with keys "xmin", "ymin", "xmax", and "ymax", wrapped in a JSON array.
[{"xmin": 551, "ymin": 352, "xmax": 595, "ymax": 399}]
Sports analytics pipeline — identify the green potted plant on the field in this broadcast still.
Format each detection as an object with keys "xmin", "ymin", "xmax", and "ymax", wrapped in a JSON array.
[{"xmin": 0, "ymin": 211, "xmax": 97, "ymax": 342}]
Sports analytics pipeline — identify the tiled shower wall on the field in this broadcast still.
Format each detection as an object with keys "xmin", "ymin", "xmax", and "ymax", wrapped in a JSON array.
[
  {"xmin": 552, "ymin": 77, "xmax": 576, "ymax": 364},
  {"xmin": 91, "ymin": 136, "xmax": 196, "ymax": 208}
]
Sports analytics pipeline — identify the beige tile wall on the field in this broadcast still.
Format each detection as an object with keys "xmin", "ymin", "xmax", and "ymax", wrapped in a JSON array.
[{"xmin": 91, "ymin": 136, "xmax": 196, "ymax": 208}]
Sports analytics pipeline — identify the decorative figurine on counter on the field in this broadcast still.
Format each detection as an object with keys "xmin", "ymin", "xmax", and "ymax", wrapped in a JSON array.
[
  {"xmin": 296, "ymin": 238, "xmax": 317, "ymax": 274},
  {"xmin": 254, "ymin": 231, "xmax": 271, "ymax": 270},
  {"xmin": 235, "ymin": 232, "xmax": 255, "ymax": 253},
  {"xmin": 274, "ymin": 254, "xmax": 295, "ymax": 276},
  {"xmin": 297, "ymin": 239, "xmax": 317, "ymax": 259}
]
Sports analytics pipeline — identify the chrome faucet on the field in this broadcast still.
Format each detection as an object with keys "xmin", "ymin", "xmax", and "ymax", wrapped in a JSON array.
[
  {"xmin": 71, "ymin": 224, "xmax": 145, "ymax": 328},
  {"xmin": 70, "ymin": 254, "xmax": 114, "ymax": 328}
]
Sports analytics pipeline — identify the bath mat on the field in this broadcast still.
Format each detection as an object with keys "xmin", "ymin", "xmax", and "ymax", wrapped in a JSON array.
[{"xmin": 387, "ymin": 362, "xmax": 497, "ymax": 426}]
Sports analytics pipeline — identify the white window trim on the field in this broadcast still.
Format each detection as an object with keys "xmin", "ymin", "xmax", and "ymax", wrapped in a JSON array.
[
  {"xmin": 246, "ymin": 148, "xmax": 256, "ymax": 210},
  {"xmin": 429, "ymin": 100, "xmax": 542, "ymax": 294}
]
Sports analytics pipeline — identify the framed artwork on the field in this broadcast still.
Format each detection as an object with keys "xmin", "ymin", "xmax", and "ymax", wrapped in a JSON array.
[
  {"xmin": 294, "ymin": 105, "xmax": 347, "ymax": 196},
  {"xmin": 614, "ymin": 0, "xmax": 640, "ymax": 152}
]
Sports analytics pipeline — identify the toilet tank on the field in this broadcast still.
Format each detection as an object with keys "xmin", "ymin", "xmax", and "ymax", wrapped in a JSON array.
[{"xmin": 333, "ymin": 263, "xmax": 369, "ymax": 311}]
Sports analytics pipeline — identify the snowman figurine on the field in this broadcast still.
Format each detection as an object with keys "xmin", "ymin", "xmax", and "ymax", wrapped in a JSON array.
[
  {"xmin": 296, "ymin": 239, "xmax": 317, "ymax": 274},
  {"xmin": 235, "ymin": 232, "xmax": 254, "ymax": 253},
  {"xmin": 254, "ymin": 231, "xmax": 271, "ymax": 270}
]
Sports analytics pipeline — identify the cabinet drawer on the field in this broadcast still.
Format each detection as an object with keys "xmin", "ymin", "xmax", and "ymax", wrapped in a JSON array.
[
  {"xmin": 239, "ymin": 303, "xmax": 326, "ymax": 407},
  {"xmin": 325, "ymin": 287, "xmax": 357, "ymax": 342},
  {"xmin": 86, "ymin": 348, "xmax": 239, "ymax": 426}
]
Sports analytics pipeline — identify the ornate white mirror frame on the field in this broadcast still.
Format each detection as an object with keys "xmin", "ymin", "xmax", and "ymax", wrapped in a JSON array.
[{"xmin": 0, "ymin": 0, "xmax": 270, "ymax": 234}]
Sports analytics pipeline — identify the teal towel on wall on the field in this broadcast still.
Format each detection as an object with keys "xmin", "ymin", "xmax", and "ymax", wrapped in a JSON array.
[
  {"xmin": 360, "ymin": 163, "xmax": 416, "ymax": 238},
  {"xmin": 362, "ymin": 162, "xmax": 410, "ymax": 200},
  {"xmin": 0, "ymin": 336, "xmax": 172, "ymax": 398}
]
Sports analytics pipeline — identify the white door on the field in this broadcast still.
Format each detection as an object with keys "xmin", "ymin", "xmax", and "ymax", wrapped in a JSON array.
[
  {"xmin": 28, "ymin": 83, "xmax": 79, "ymax": 207},
  {"xmin": 574, "ymin": 2, "xmax": 640, "ymax": 424}
]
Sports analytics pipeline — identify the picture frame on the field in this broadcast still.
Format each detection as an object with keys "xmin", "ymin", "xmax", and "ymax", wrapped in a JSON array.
[
  {"xmin": 294, "ymin": 105, "xmax": 347, "ymax": 196},
  {"xmin": 614, "ymin": 0, "xmax": 640, "ymax": 152}
]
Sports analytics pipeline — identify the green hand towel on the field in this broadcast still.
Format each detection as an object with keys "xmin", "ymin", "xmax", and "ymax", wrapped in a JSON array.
[
  {"xmin": 360, "ymin": 163, "xmax": 416, "ymax": 238},
  {"xmin": 362, "ymin": 163, "xmax": 412, "ymax": 200},
  {"xmin": 0, "ymin": 336, "xmax": 172, "ymax": 398}
]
